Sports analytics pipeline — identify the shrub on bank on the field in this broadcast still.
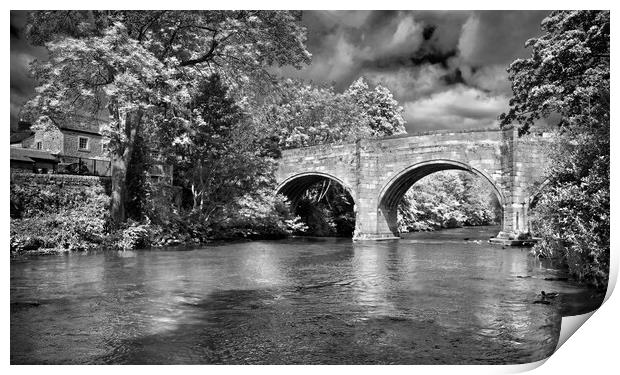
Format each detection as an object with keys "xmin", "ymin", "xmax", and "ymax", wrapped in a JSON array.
[
  {"xmin": 10, "ymin": 182, "xmax": 110, "ymax": 253},
  {"xmin": 115, "ymin": 220, "xmax": 154, "ymax": 250},
  {"xmin": 528, "ymin": 128, "xmax": 610, "ymax": 288},
  {"xmin": 213, "ymin": 193, "xmax": 307, "ymax": 240}
]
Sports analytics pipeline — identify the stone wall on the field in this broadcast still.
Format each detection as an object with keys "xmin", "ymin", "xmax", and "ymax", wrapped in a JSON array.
[
  {"xmin": 10, "ymin": 172, "xmax": 181, "ymax": 211},
  {"xmin": 21, "ymin": 135, "xmax": 35, "ymax": 149},
  {"xmin": 10, "ymin": 172, "xmax": 112, "ymax": 195},
  {"xmin": 32, "ymin": 127, "xmax": 64, "ymax": 154},
  {"xmin": 511, "ymin": 132, "xmax": 553, "ymax": 232},
  {"xmin": 62, "ymin": 131, "xmax": 105, "ymax": 159}
]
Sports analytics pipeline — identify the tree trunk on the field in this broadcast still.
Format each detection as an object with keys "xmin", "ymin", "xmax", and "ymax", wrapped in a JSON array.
[
  {"xmin": 110, "ymin": 155, "xmax": 127, "ymax": 225},
  {"xmin": 110, "ymin": 109, "xmax": 143, "ymax": 227}
]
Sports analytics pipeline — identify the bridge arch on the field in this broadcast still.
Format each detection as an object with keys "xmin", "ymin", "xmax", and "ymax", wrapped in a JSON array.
[
  {"xmin": 276, "ymin": 171, "xmax": 356, "ymax": 205},
  {"xmin": 276, "ymin": 172, "xmax": 358, "ymax": 237},
  {"xmin": 377, "ymin": 159, "xmax": 506, "ymax": 237}
]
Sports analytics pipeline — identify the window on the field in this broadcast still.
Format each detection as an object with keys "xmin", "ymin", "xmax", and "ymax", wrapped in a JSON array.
[
  {"xmin": 36, "ymin": 141, "xmax": 42, "ymax": 150},
  {"xmin": 78, "ymin": 137, "xmax": 89, "ymax": 151}
]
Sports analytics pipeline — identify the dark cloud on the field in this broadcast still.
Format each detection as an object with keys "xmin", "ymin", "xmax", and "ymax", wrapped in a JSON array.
[
  {"xmin": 457, "ymin": 10, "xmax": 550, "ymax": 66},
  {"xmin": 10, "ymin": 10, "xmax": 47, "ymax": 130},
  {"xmin": 422, "ymin": 25, "xmax": 435, "ymax": 41},
  {"xmin": 9, "ymin": 10, "xmax": 551, "ymax": 133},
  {"xmin": 10, "ymin": 24, "xmax": 20, "ymax": 39},
  {"xmin": 278, "ymin": 10, "xmax": 550, "ymax": 132},
  {"xmin": 440, "ymin": 67, "xmax": 465, "ymax": 86}
]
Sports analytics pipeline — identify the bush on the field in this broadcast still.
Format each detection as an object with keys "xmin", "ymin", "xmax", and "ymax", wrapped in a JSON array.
[
  {"xmin": 529, "ymin": 126, "xmax": 609, "ymax": 288},
  {"xmin": 135, "ymin": 191, "xmax": 305, "ymax": 245},
  {"xmin": 10, "ymin": 183, "xmax": 110, "ymax": 253},
  {"xmin": 116, "ymin": 220, "xmax": 154, "ymax": 250},
  {"xmin": 214, "ymin": 192, "xmax": 306, "ymax": 240}
]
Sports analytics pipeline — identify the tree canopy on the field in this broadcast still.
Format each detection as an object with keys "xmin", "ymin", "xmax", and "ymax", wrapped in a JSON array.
[
  {"xmin": 24, "ymin": 10, "xmax": 311, "ymax": 223},
  {"xmin": 499, "ymin": 10, "xmax": 609, "ymax": 134},
  {"xmin": 501, "ymin": 10, "xmax": 609, "ymax": 287},
  {"xmin": 158, "ymin": 74, "xmax": 275, "ymax": 221},
  {"xmin": 398, "ymin": 171, "xmax": 501, "ymax": 232},
  {"xmin": 258, "ymin": 77, "xmax": 406, "ymax": 149},
  {"xmin": 346, "ymin": 78, "xmax": 407, "ymax": 138}
]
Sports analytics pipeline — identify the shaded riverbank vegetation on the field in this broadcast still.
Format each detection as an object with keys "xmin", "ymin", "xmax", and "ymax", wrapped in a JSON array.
[
  {"xmin": 500, "ymin": 11, "xmax": 609, "ymax": 287},
  {"xmin": 398, "ymin": 171, "xmax": 501, "ymax": 232}
]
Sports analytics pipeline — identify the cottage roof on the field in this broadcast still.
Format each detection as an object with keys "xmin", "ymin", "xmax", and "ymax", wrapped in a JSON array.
[
  {"xmin": 10, "ymin": 148, "xmax": 59, "ymax": 162},
  {"xmin": 59, "ymin": 125, "xmax": 103, "ymax": 136},
  {"xmin": 10, "ymin": 153, "xmax": 34, "ymax": 163},
  {"xmin": 10, "ymin": 132, "xmax": 34, "ymax": 144}
]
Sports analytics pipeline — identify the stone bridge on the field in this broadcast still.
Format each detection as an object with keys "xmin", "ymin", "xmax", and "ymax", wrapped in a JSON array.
[{"xmin": 275, "ymin": 127, "xmax": 553, "ymax": 240}]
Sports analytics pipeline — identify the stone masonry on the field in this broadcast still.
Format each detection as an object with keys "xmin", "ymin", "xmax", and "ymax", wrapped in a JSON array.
[{"xmin": 276, "ymin": 127, "xmax": 552, "ymax": 240}]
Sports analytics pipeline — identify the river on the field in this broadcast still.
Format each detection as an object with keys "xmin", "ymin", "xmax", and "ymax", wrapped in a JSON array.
[{"xmin": 10, "ymin": 225, "xmax": 604, "ymax": 364}]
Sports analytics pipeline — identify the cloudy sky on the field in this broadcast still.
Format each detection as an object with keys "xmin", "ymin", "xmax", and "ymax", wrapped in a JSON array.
[{"xmin": 10, "ymin": 10, "xmax": 550, "ymax": 133}]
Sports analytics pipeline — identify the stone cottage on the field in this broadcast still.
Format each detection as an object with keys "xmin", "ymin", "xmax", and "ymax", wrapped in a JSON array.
[{"xmin": 10, "ymin": 116, "xmax": 172, "ymax": 183}]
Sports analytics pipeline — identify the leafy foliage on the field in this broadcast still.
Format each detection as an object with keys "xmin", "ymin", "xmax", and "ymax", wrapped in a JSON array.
[
  {"xmin": 24, "ymin": 10, "xmax": 311, "ymax": 223},
  {"xmin": 398, "ymin": 171, "xmax": 501, "ymax": 232},
  {"xmin": 215, "ymin": 191, "xmax": 307, "ymax": 240},
  {"xmin": 116, "ymin": 220, "xmax": 153, "ymax": 250},
  {"xmin": 158, "ymin": 74, "xmax": 276, "ymax": 223},
  {"xmin": 500, "ymin": 10, "xmax": 609, "ymax": 133},
  {"xmin": 257, "ymin": 77, "xmax": 406, "ymax": 149},
  {"xmin": 346, "ymin": 78, "xmax": 407, "ymax": 137},
  {"xmin": 293, "ymin": 181, "xmax": 356, "ymax": 237},
  {"xmin": 529, "ymin": 125, "xmax": 609, "ymax": 287},
  {"xmin": 10, "ymin": 182, "xmax": 110, "ymax": 252},
  {"xmin": 501, "ymin": 11, "xmax": 609, "ymax": 287}
]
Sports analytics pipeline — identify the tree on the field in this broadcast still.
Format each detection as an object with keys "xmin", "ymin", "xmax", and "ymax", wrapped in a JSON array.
[
  {"xmin": 258, "ymin": 77, "xmax": 406, "ymax": 150},
  {"xmin": 294, "ymin": 181, "xmax": 356, "ymax": 237},
  {"xmin": 529, "ymin": 128, "xmax": 609, "ymax": 286},
  {"xmin": 500, "ymin": 11, "xmax": 609, "ymax": 286},
  {"xmin": 257, "ymin": 79, "xmax": 369, "ymax": 149},
  {"xmin": 124, "ymin": 130, "xmax": 153, "ymax": 221},
  {"xmin": 459, "ymin": 173, "xmax": 502, "ymax": 226},
  {"xmin": 158, "ymin": 74, "xmax": 275, "ymax": 223},
  {"xmin": 499, "ymin": 10, "xmax": 609, "ymax": 133},
  {"xmin": 23, "ymin": 10, "xmax": 311, "ymax": 225},
  {"xmin": 397, "ymin": 171, "xmax": 500, "ymax": 232},
  {"xmin": 345, "ymin": 77, "xmax": 406, "ymax": 137}
]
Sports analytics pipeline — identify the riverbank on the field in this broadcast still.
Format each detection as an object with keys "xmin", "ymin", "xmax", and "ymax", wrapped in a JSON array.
[
  {"xmin": 10, "ymin": 222, "xmax": 497, "ymax": 257},
  {"xmin": 9, "ymin": 172, "xmax": 297, "ymax": 256},
  {"xmin": 10, "ymin": 222, "xmax": 290, "ymax": 257}
]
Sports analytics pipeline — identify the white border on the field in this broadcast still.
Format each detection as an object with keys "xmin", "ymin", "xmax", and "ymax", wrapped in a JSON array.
[{"xmin": 4, "ymin": 2, "xmax": 618, "ymax": 374}]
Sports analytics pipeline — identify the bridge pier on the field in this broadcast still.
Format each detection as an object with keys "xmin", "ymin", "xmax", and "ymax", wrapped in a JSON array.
[{"xmin": 353, "ymin": 203, "xmax": 400, "ymax": 240}]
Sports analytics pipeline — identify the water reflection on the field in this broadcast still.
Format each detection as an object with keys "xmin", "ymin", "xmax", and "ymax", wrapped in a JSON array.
[{"xmin": 11, "ymin": 226, "xmax": 604, "ymax": 364}]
